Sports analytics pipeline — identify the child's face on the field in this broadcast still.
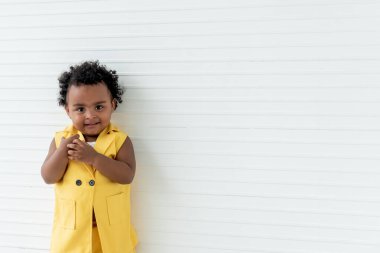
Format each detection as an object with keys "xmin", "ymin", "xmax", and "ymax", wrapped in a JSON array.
[{"xmin": 65, "ymin": 82, "xmax": 116, "ymax": 140}]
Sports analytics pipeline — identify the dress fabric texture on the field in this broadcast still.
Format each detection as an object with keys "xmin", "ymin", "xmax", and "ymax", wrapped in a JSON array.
[{"xmin": 50, "ymin": 123, "xmax": 138, "ymax": 253}]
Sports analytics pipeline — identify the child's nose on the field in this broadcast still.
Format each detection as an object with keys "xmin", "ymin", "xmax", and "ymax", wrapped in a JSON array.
[{"xmin": 85, "ymin": 109, "xmax": 97, "ymax": 118}]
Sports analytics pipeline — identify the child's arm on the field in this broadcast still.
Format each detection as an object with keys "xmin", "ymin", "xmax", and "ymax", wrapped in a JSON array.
[
  {"xmin": 67, "ymin": 136, "xmax": 136, "ymax": 184},
  {"xmin": 40, "ymin": 135, "xmax": 79, "ymax": 184}
]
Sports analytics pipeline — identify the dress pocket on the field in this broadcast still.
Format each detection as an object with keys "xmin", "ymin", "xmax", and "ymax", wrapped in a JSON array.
[
  {"xmin": 57, "ymin": 198, "xmax": 76, "ymax": 229},
  {"xmin": 106, "ymin": 192, "xmax": 125, "ymax": 225}
]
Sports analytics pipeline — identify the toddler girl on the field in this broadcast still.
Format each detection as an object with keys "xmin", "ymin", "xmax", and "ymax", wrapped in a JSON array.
[{"xmin": 41, "ymin": 61, "xmax": 138, "ymax": 253}]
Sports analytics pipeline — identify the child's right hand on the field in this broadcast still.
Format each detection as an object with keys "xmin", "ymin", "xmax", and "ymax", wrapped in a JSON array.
[{"xmin": 59, "ymin": 134, "xmax": 80, "ymax": 152}]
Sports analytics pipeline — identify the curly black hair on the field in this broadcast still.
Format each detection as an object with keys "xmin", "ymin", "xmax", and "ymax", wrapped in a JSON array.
[{"xmin": 58, "ymin": 60, "xmax": 124, "ymax": 109}]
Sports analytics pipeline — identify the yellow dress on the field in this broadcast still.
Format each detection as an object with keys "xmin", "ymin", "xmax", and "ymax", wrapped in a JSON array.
[{"xmin": 50, "ymin": 123, "xmax": 138, "ymax": 253}]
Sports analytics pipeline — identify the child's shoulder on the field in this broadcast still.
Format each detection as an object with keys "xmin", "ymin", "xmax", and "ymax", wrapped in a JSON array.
[
  {"xmin": 54, "ymin": 124, "xmax": 74, "ymax": 136},
  {"xmin": 107, "ymin": 123, "xmax": 129, "ymax": 149}
]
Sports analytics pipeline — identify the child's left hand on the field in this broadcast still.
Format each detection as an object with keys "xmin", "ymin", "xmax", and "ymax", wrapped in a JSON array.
[{"xmin": 67, "ymin": 139, "xmax": 99, "ymax": 165}]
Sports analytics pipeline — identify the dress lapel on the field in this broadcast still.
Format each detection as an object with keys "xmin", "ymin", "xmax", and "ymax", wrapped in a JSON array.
[{"xmin": 93, "ymin": 123, "xmax": 118, "ymax": 156}]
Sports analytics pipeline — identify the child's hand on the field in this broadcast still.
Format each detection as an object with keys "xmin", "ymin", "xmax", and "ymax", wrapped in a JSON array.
[
  {"xmin": 66, "ymin": 139, "xmax": 99, "ymax": 165},
  {"xmin": 59, "ymin": 134, "xmax": 80, "ymax": 151}
]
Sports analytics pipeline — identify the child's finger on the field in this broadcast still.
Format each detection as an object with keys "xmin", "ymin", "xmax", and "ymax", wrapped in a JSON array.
[
  {"xmin": 73, "ymin": 139, "xmax": 85, "ymax": 147},
  {"xmin": 67, "ymin": 143, "xmax": 77, "ymax": 149},
  {"xmin": 68, "ymin": 151, "xmax": 79, "ymax": 161},
  {"xmin": 67, "ymin": 134, "xmax": 80, "ymax": 142}
]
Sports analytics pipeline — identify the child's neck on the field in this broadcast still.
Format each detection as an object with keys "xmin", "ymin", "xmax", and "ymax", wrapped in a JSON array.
[{"xmin": 84, "ymin": 135, "xmax": 98, "ymax": 142}]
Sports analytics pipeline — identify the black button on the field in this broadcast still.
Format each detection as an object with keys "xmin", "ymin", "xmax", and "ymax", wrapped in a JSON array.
[
  {"xmin": 75, "ymin": 179, "xmax": 82, "ymax": 186},
  {"xmin": 89, "ymin": 180, "xmax": 95, "ymax": 186}
]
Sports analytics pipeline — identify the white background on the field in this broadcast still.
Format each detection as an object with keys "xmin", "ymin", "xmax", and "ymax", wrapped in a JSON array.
[{"xmin": 0, "ymin": 0, "xmax": 380, "ymax": 252}]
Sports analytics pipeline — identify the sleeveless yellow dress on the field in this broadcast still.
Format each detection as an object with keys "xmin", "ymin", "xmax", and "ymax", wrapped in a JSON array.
[{"xmin": 50, "ymin": 123, "xmax": 138, "ymax": 253}]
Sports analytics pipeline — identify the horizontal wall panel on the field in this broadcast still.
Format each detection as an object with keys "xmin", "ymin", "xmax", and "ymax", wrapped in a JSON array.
[
  {"xmin": 2, "ymin": 87, "xmax": 380, "ymax": 102},
  {"xmin": 2, "ymin": 100, "xmax": 380, "ymax": 115},
  {"xmin": 1, "ymin": 61, "xmax": 380, "ymax": 76},
  {"xmin": 0, "ymin": 234, "xmax": 49, "ymax": 250},
  {"xmin": 136, "ymin": 230, "xmax": 380, "ymax": 252},
  {"xmin": 0, "ymin": 2, "xmax": 379, "ymax": 19},
  {"xmin": 1, "ymin": 47, "xmax": 380, "ymax": 63},
  {"xmin": 1, "ymin": 74, "xmax": 380, "ymax": 89}
]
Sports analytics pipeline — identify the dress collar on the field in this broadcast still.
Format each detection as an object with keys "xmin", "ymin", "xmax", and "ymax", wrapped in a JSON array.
[{"xmin": 63, "ymin": 122, "xmax": 120, "ymax": 136}]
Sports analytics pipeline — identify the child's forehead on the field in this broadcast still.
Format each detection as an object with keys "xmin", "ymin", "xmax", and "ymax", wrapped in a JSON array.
[{"xmin": 67, "ymin": 82, "xmax": 112, "ymax": 104}]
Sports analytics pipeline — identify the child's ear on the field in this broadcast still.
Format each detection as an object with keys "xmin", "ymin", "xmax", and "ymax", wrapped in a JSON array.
[
  {"xmin": 111, "ymin": 99, "xmax": 116, "ymax": 111},
  {"xmin": 64, "ymin": 105, "xmax": 71, "ymax": 117}
]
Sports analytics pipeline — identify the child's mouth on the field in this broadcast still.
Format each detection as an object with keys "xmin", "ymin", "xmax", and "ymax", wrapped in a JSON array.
[{"xmin": 85, "ymin": 122, "xmax": 100, "ymax": 127}]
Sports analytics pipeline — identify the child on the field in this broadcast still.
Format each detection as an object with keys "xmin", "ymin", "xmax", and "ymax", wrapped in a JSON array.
[{"xmin": 40, "ymin": 61, "xmax": 139, "ymax": 253}]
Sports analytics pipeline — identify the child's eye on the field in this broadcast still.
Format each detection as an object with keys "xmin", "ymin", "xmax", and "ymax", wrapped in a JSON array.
[
  {"xmin": 96, "ymin": 105, "xmax": 104, "ymax": 111},
  {"xmin": 76, "ymin": 107, "xmax": 85, "ymax": 113}
]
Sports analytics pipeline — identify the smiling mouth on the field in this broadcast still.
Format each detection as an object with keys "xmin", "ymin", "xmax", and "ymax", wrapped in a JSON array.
[{"xmin": 85, "ymin": 122, "xmax": 100, "ymax": 127}]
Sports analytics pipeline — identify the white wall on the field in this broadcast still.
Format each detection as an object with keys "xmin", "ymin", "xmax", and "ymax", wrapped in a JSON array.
[{"xmin": 0, "ymin": 0, "xmax": 380, "ymax": 252}]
